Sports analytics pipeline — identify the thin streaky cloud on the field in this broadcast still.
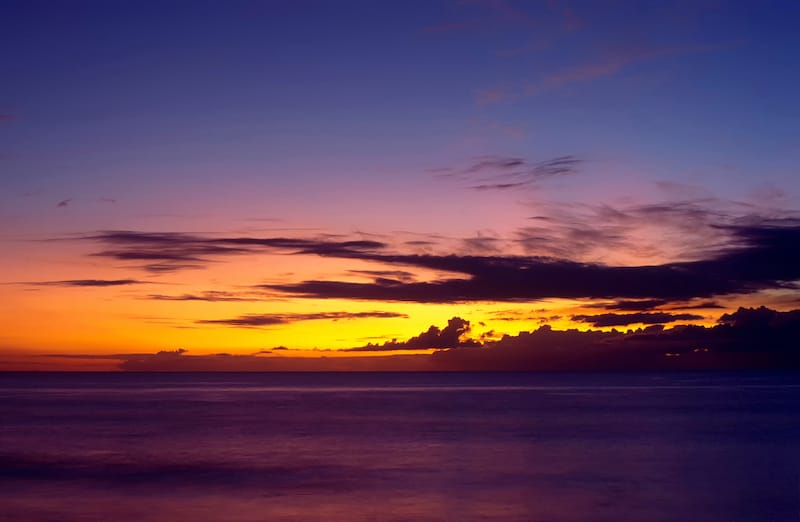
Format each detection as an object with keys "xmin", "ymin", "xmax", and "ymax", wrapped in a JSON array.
[
  {"xmin": 571, "ymin": 312, "xmax": 704, "ymax": 327},
  {"xmin": 197, "ymin": 311, "xmax": 408, "ymax": 328},
  {"xmin": 19, "ymin": 279, "xmax": 146, "ymax": 287}
]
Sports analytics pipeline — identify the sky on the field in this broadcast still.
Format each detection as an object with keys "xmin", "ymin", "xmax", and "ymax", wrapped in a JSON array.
[{"xmin": 2, "ymin": 0, "xmax": 800, "ymax": 371}]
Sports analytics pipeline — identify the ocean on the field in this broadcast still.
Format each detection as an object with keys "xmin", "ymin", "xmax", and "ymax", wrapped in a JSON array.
[{"xmin": 1, "ymin": 371, "xmax": 799, "ymax": 521}]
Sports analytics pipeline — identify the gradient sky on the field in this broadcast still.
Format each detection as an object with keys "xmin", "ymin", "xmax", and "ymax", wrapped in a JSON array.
[{"xmin": 2, "ymin": 0, "xmax": 800, "ymax": 370}]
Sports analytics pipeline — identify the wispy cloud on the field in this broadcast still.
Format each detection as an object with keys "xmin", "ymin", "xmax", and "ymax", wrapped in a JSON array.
[
  {"xmin": 571, "ymin": 312, "xmax": 704, "ymax": 327},
  {"xmin": 85, "ymin": 231, "xmax": 387, "ymax": 273},
  {"xmin": 197, "ymin": 311, "xmax": 408, "ymax": 328},
  {"xmin": 57, "ymin": 198, "xmax": 72, "ymax": 208},
  {"xmin": 435, "ymin": 155, "xmax": 582, "ymax": 191},
  {"xmin": 263, "ymin": 221, "xmax": 800, "ymax": 303},
  {"xmin": 21, "ymin": 279, "xmax": 145, "ymax": 287},
  {"xmin": 147, "ymin": 291, "xmax": 264, "ymax": 302},
  {"xmin": 479, "ymin": 42, "xmax": 733, "ymax": 104}
]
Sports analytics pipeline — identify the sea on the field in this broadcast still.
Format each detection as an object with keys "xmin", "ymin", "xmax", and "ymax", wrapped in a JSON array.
[{"xmin": 1, "ymin": 371, "xmax": 799, "ymax": 522}]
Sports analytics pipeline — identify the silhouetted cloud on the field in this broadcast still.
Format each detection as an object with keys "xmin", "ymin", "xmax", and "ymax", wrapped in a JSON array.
[
  {"xmin": 147, "ymin": 291, "xmax": 262, "ymax": 302},
  {"xmin": 23, "ymin": 279, "xmax": 145, "ymax": 287},
  {"xmin": 348, "ymin": 317, "xmax": 480, "ymax": 351},
  {"xmin": 266, "ymin": 221, "xmax": 800, "ymax": 303},
  {"xmin": 85, "ymin": 230, "xmax": 387, "ymax": 272},
  {"xmin": 674, "ymin": 301, "xmax": 726, "ymax": 310},
  {"xmin": 197, "ymin": 311, "xmax": 408, "ymax": 328},
  {"xmin": 431, "ymin": 306, "xmax": 800, "ymax": 371},
  {"xmin": 56, "ymin": 198, "xmax": 71, "ymax": 208},
  {"xmin": 590, "ymin": 299, "xmax": 670, "ymax": 311},
  {"xmin": 348, "ymin": 270, "xmax": 416, "ymax": 282},
  {"xmin": 42, "ymin": 307, "xmax": 800, "ymax": 371},
  {"xmin": 571, "ymin": 312, "xmax": 704, "ymax": 327},
  {"xmin": 586, "ymin": 299, "xmax": 725, "ymax": 312}
]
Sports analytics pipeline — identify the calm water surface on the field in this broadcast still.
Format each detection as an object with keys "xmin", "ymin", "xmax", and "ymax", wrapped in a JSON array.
[{"xmin": 1, "ymin": 371, "xmax": 799, "ymax": 521}]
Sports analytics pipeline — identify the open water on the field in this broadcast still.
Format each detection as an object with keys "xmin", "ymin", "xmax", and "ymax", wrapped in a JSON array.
[{"xmin": 1, "ymin": 371, "xmax": 799, "ymax": 521}]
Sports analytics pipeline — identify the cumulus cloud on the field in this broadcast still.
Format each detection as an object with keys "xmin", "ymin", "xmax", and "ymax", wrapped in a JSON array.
[
  {"xmin": 41, "ymin": 307, "xmax": 800, "ymax": 372},
  {"xmin": 349, "ymin": 317, "xmax": 480, "ymax": 351}
]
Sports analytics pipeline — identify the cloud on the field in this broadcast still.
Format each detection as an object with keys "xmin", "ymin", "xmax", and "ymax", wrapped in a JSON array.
[
  {"xmin": 113, "ymin": 350, "xmax": 430, "ymax": 372},
  {"xmin": 57, "ymin": 199, "xmax": 71, "ymax": 208},
  {"xmin": 435, "ymin": 155, "xmax": 582, "ymax": 191},
  {"xmin": 197, "ymin": 311, "xmax": 408, "ymax": 328},
  {"xmin": 533, "ymin": 43, "xmax": 733, "ymax": 96},
  {"xmin": 85, "ymin": 230, "xmax": 386, "ymax": 272},
  {"xmin": 476, "ymin": 87, "xmax": 512, "ymax": 105},
  {"xmin": 38, "ymin": 307, "xmax": 800, "ymax": 372},
  {"xmin": 147, "ymin": 291, "xmax": 263, "ymax": 302},
  {"xmin": 349, "ymin": 317, "xmax": 480, "ymax": 351},
  {"xmin": 515, "ymin": 198, "xmax": 795, "ymax": 264},
  {"xmin": 22, "ymin": 279, "xmax": 145, "ymax": 287},
  {"xmin": 0, "ymin": 114, "xmax": 15, "ymax": 122},
  {"xmin": 264, "ymin": 221, "xmax": 800, "ymax": 303},
  {"xmin": 348, "ymin": 269, "xmax": 416, "ymax": 283},
  {"xmin": 589, "ymin": 299, "xmax": 670, "ymax": 311},
  {"xmin": 431, "ymin": 306, "xmax": 800, "ymax": 371},
  {"xmin": 669, "ymin": 301, "xmax": 725, "ymax": 310},
  {"xmin": 571, "ymin": 312, "xmax": 704, "ymax": 327},
  {"xmin": 478, "ymin": 42, "xmax": 733, "ymax": 104}
]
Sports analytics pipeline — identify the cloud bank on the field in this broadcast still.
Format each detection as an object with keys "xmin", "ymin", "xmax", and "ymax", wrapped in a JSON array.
[{"xmin": 42, "ymin": 307, "xmax": 800, "ymax": 372}]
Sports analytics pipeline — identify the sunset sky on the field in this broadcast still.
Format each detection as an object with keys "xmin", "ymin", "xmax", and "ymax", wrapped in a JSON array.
[{"xmin": 2, "ymin": 0, "xmax": 800, "ymax": 370}]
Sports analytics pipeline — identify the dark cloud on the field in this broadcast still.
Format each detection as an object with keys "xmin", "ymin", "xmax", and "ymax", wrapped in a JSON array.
[
  {"xmin": 23, "ymin": 279, "xmax": 144, "ymax": 287},
  {"xmin": 57, "ymin": 198, "xmax": 71, "ymax": 208},
  {"xmin": 587, "ymin": 299, "xmax": 725, "ymax": 312},
  {"xmin": 431, "ymin": 307, "xmax": 800, "ymax": 371},
  {"xmin": 147, "ymin": 291, "xmax": 262, "ymax": 302},
  {"xmin": 197, "ymin": 311, "xmax": 407, "ymax": 328},
  {"xmin": 462, "ymin": 234, "xmax": 502, "ymax": 253},
  {"xmin": 348, "ymin": 270, "xmax": 416, "ymax": 283},
  {"xmin": 265, "ymin": 222, "xmax": 800, "ymax": 303},
  {"xmin": 435, "ymin": 155, "xmax": 581, "ymax": 191},
  {"xmin": 349, "ymin": 317, "xmax": 480, "ymax": 351},
  {"xmin": 571, "ymin": 312, "xmax": 704, "ymax": 327},
  {"xmin": 667, "ymin": 301, "xmax": 725, "ymax": 310},
  {"xmin": 47, "ymin": 307, "xmax": 800, "ymax": 372},
  {"xmin": 85, "ymin": 230, "xmax": 386, "ymax": 272},
  {"xmin": 590, "ymin": 299, "xmax": 670, "ymax": 311}
]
